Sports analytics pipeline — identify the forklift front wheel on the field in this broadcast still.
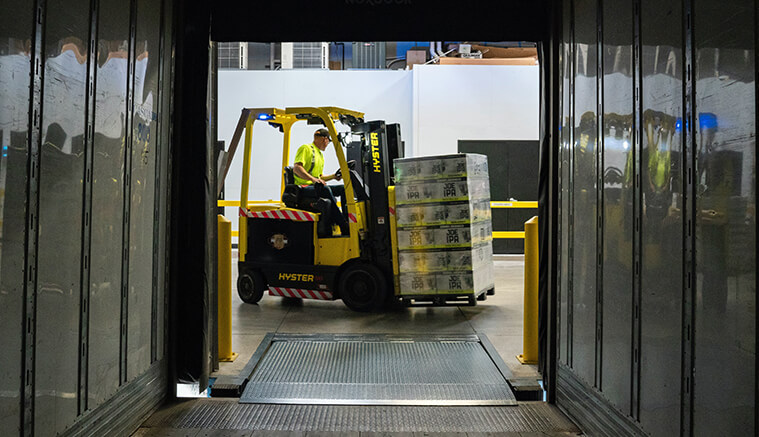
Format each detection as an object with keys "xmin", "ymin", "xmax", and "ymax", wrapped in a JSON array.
[
  {"xmin": 338, "ymin": 263, "xmax": 387, "ymax": 312},
  {"xmin": 237, "ymin": 270, "xmax": 266, "ymax": 304}
]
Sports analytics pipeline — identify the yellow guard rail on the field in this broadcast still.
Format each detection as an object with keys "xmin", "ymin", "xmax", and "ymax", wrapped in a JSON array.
[{"xmin": 218, "ymin": 200, "xmax": 537, "ymax": 239}]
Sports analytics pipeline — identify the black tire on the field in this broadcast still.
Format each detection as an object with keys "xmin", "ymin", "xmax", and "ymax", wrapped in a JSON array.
[
  {"xmin": 237, "ymin": 270, "xmax": 266, "ymax": 304},
  {"xmin": 486, "ymin": 287, "xmax": 495, "ymax": 296},
  {"xmin": 477, "ymin": 292, "xmax": 487, "ymax": 301},
  {"xmin": 338, "ymin": 263, "xmax": 387, "ymax": 312}
]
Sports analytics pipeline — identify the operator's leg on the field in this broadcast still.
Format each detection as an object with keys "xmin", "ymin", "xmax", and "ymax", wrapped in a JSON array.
[
  {"xmin": 299, "ymin": 185, "xmax": 333, "ymax": 237},
  {"xmin": 316, "ymin": 184, "xmax": 348, "ymax": 234},
  {"xmin": 328, "ymin": 184, "xmax": 346, "ymax": 214}
]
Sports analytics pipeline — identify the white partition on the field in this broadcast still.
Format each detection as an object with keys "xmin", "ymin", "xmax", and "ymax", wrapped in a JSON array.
[
  {"xmin": 218, "ymin": 65, "xmax": 539, "ymax": 235},
  {"xmin": 412, "ymin": 64, "xmax": 540, "ymax": 157}
]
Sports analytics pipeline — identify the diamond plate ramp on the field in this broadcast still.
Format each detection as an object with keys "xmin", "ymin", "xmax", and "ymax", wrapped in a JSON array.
[
  {"xmin": 239, "ymin": 336, "xmax": 517, "ymax": 406},
  {"xmin": 143, "ymin": 400, "xmax": 580, "ymax": 433}
]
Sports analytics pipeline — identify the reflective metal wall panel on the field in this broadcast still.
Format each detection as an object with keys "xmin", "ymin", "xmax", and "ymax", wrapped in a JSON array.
[
  {"xmin": 600, "ymin": 0, "xmax": 633, "ymax": 413},
  {"xmin": 88, "ymin": 0, "xmax": 130, "ymax": 409},
  {"xmin": 570, "ymin": 0, "xmax": 598, "ymax": 385},
  {"xmin": 127, "ymin": 0, "xmax": 162, "ymax": 380},
  {"xmin": 693, "ymin": 0, "xmax": 756, "ymax": 434},
  {"xmin": 0, "ymin": 0, "xmax": 170, "ymax": 433},
  {"xmin": 554, "ymin": 0, "xmax": 757, "ymax": 435},
  {"xmin": 155, "ymin": 0, "xmax": 173, "ymax": 363},
  {"xmin": 558, "ymin": 2, "xmax": 571, "ymax": 367},
  {"xmin": 638, "ymin": 0, "xmax": 683, "ymax": 434},
  {"xmin": 34, "ymin": 0, "xmax": 88, "ymax": 432},
  {"xmin": 0, "ymin": 2, "xmax": 32, "ymax": 433}
]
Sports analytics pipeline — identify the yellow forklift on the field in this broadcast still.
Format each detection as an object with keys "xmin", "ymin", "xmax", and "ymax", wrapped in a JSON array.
[{"xmin": 230, "ymin": 107, "xmax": 403, "ymax": 311}]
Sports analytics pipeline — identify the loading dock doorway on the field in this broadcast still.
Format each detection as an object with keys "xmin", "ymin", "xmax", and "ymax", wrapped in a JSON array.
[{"xmin": 204, "ymin": 40, "xmax": 544, "ymax": 410}]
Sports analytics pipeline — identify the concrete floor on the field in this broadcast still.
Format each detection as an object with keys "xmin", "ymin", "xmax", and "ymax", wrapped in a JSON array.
[
  {"xmin": 215, "ymin": 254, "xmax": 539, "ymax": 381},
  {"xmin": 133, "ymin": 255, "xmax": 575, "ymax": 436}
]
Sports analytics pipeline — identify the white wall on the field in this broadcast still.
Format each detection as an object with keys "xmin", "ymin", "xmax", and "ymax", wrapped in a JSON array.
[
  {"xmin": 218, "ymin": 65, "xmax": 539, "ymax": 234},
  {"xmin": 412, "ymin": 64, "xmax": 540, "ymax": 157}
]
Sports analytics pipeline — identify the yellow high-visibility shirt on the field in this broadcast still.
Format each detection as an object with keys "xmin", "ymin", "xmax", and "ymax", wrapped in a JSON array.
[{"xmin": 293, "ymin": 142, "xmax": 324, "ymax": 185}]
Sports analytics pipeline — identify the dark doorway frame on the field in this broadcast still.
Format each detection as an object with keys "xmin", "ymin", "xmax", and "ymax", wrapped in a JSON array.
[{"xmin": 168, "ymin": 0, "xmax": 558, "ymax": 399}]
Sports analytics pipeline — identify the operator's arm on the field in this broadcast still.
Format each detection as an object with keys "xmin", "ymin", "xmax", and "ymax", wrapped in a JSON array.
[
  {"xmin": 322, "ymin": 172, "xmax": 341, "ymax": 182},
  {"xmin": 294, "ymin": 162, "xmax": 325, "ymax": 185}
]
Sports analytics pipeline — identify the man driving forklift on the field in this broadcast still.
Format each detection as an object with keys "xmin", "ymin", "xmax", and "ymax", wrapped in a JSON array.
[
  {"xmin": 293, "ymin": 128, "xmax": 349, "ymax": 236},
  {"xmin": 231, "ymin": 106, "xmax": 403, "ymax": 311}
]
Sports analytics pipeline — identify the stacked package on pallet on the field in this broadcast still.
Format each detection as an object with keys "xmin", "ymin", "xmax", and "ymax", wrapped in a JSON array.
[{"xmin": 393, "ymin": 154, "xmax": 495, "ymax": 300}]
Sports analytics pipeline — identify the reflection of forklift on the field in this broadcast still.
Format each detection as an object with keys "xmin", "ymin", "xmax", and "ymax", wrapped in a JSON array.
[{"xmin": 231, "ymin": 107, "xmax": 403, "ymax": 311}]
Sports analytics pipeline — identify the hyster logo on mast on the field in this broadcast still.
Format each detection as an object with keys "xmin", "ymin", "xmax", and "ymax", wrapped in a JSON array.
[{"xmin": 371, "ymin": 132, "xmax": 381, "ymax": 173}]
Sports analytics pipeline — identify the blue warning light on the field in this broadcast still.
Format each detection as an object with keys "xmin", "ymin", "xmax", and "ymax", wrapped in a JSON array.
[
  {"xmin": 699, "ymin": 113, "xmax": 717, "ymax": 130},
  {"xmin": 257, "ymin": 114, "xmax": 274, "ymax": 121}
]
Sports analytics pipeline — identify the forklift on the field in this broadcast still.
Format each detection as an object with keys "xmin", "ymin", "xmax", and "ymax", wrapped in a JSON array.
[{"xmin": 229, "ymin": 106, "xmax": 403, "ymax": 312}]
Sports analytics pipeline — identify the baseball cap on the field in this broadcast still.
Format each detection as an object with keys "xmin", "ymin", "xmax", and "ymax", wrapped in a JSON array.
[{"xmin": 314, "ymin": 128, "xmax": 330, "ymax": 137}]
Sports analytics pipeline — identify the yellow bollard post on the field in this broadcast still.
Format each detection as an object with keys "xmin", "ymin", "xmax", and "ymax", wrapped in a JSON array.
[
  {"xmin": 218, "ymin": 215, "xmax": 238, "ymax": 362},
  {"xmin": 517, "ymin": 216, "xmax": 539, "ymax": 364}
]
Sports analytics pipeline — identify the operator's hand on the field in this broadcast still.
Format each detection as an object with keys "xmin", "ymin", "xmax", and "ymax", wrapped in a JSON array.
[
  {"xmin": 314, "ymin": 177, "xmax": 326, "ymax": 185},
  {"xmin": 334, "ymin": 172, "xmax": 342, "ymax": 181}
]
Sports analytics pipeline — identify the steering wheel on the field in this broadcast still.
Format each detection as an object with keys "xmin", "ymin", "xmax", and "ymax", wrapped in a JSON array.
[{"xmin": 335, "ymin": 160, "xmax": 357, "ymax": 180}]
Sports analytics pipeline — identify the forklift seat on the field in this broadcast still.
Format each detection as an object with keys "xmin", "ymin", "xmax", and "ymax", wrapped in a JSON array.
[
  {"xmin": 284, "ymin": 166, "xmax": 295, "ymax": 185},
  {"xmin": 282, "ymin": 166, "xmax": 333, "ymax": 237},
  {"xmin": 282, "ymin": 166, "xmax": 299, "ymax": 208}
]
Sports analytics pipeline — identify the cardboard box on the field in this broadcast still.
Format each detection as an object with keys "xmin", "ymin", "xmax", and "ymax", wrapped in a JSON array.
[
  {"xmin": 394, "ymin": 179, "xmax": 490, "ymax": 205},
  {"xmin": 438, "ymin": 57, "xmax": 537, "ymax": 66},
  {"xmin": 399, "ymin": 272, "xmax": 438, "ymax": 295},
  {"xmin": 394, "ymin": 154, "xmax": 489, "ymax": 183},
  {"xmin": 398, "ymin": 244, "xmax": 493, "ymax": 273},
  {"xmin": 406, "ymin": 49, "xmax": 427, "ymax": 69},
  {"xmin": 469, "ymin": 45, "xmax": 538, "ymax": 59}
]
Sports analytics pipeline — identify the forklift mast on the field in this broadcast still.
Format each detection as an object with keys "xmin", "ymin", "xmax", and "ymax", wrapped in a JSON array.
[{"xmin": 348, "ymin": 121, "xmax": 404, "ymax": 281}]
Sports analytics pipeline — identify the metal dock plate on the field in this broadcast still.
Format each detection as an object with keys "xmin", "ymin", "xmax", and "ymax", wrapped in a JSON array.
[{"xmin": 239, "ymin": 334, "xmax": 517, "ymax": 406}]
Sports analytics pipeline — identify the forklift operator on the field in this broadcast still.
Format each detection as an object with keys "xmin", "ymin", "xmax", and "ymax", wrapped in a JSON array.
[{"xmin": 293, "ymin": 128, "xmax": 349, "ymax": 235}]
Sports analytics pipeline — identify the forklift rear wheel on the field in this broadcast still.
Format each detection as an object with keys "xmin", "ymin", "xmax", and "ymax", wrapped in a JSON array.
[
  {"xmin": 338, "ymin": 263, "xmax": 387, "ymax": 312},
  {"xmin": 237, "ymin": 270, "xmax": 266, "ymax": 304},
  {"xmin": 477, "ymin": 293, "xmax": 487, "ymax": 301}
]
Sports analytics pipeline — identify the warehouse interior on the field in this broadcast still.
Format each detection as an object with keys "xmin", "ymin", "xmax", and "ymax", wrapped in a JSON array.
[{"xmin": 0, "ymin": 0, "xmax": 756, "ymax": 436}]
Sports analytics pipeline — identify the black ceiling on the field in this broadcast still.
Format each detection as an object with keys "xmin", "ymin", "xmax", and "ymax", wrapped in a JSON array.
[{"xmin": 211, "ymin": 0, "xmax": 551, "ymax": 43}]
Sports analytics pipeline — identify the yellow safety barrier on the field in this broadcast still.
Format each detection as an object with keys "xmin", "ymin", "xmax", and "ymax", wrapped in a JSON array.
[
  {"xmin": 220, "ymin": 199, "xmax": 537, "ymax": 209},
  {"xmin": 490, "ymin": 201, "xmax": 538, "ymax": 209},
  {"xmin": 491, "ymin": 201, "xmax": 537, "ymax": 239},
  {"xmin": 493, "ymin": 231, "xmax": 525, "ymax": 239},
  {"xmin": 218, "ymin": 199, "xmax": 279, "ymax": 207},
  {"xmin": 217, "ymin": 215, "xmax": 238, "ymax": 362},
  {"xmin": 517, "ymin": 216, "xmax": 539, "ymax": 365}
]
